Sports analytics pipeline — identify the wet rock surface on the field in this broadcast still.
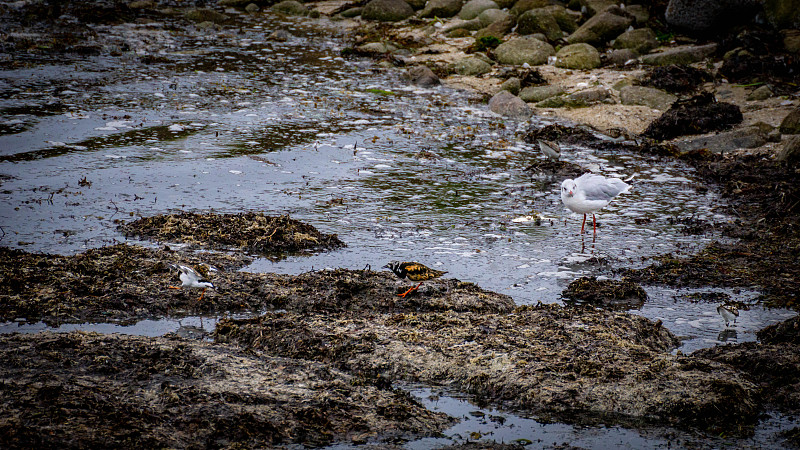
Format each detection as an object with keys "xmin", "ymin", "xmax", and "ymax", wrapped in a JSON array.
[
  {"xmin": 119, "ymin": 212, "xmax": 345, "ymax": 258},
  {"xmin": 215, "ymin": 304, "xmax": 761, "ymax": 433},
  {"xmin": 0, "ymin": 332, "xmax": 452, "ymax": 448},
  {"xmin": 642, "ymin": 93, "xmax": 743, "ymax": 140}
]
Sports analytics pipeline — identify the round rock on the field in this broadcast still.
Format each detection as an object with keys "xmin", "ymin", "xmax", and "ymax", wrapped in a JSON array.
[
  {"xmin": 555, "ymin": 43, "xmax": 601, "ymax": 69},
  {"xmin": 494, "ymin": 37, "xmax": 556, "ymax": 66}
]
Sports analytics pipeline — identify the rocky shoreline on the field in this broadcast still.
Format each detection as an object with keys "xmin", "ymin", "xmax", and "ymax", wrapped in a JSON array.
[{"xmin": 1, "ymin": 0, "xmax": 800, "ymax": 447}]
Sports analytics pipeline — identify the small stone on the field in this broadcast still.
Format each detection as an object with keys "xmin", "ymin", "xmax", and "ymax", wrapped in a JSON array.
[
  {"xmin": 747, "ymin": 85, "xmax": 774, "ymax": 101},
  {"xmin": 494, "ymin": 37, "xmax": 556, "ymax": 66},
  {"xmin": 245, "ymin": 3, "xmax": 259, "ymax": 13},
  {"xmin": 362, "ymin": 0, "xmax": 414, "ymax": 21},
  {"xmin": 779, "ymin": 108, "xmax": 800, "ymax": 134},
  {"xmin": 620, "ymin": 85, "xmax": 677, "ymax": 110},
  {"xmin": 776, "ymin": 135, "xmax": 800, "ymax": 167},
  {"xmin": 272, "ymin": 0, "xmax": 308, "ymax": 16},
  {"xmin": 459, "ymin": 0, "xmax": 499, "ymax": 20},
  {"xmin": 613, "ymin": 28, "xmax": 658, "ymax": 54},
  {"xmin": 519, "ymin": 84, "xmax": 564, "ymax": 102},
  {"xmin": 419, "ymin": 0, "xmax": 464, "ymax": 18},
  {"xmin": 450, "ymin": 56, "xmax": 493, "ymax": 76},
  {"xmin": 608, "ymin": 48, "xmax": 638, "ymax": 66},
  {"xmin": 555, "ymin": 43, "xmax": 601, "ymax": 69},
  {"xmin": 500, "ymin": 77, "xmax": 521, "ymax": 95},
  {"xmin": 407, "ymin": 66, "xmax": 441, "ymax": 87},
  {"xmin": 641, "ymin": 44, "xmax": 718, "ymax": 66},
  {"xmin": 489, "ymin": 91, "xmax": 532, "ymax": 119},
  {"xmin": 184, "ymin": 8, "xmax": 229, "ymax": 24}
]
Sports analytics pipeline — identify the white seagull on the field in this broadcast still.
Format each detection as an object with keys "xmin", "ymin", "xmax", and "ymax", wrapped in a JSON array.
[
  {"xmin": 538, "ymin": 140, "xmax": 561, "ymax": 161},
  {"xmin": 561, "ymin": 172, "xmax": 632, "ymax": 235},
  {"xmin": 169, "ymin": 264, "xmax": 214, "ymax": 301}
]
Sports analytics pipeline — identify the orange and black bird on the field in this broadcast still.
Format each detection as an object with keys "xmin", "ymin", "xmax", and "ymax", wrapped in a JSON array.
[{"xmin": 384, "ymin": 261, "xmax": 447, "ymax": 298}]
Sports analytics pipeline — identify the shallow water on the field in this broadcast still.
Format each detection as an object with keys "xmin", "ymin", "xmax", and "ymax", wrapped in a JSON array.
[{"xmin": 0, "ymin": 10, "xmax": 797, "ymax": 448}]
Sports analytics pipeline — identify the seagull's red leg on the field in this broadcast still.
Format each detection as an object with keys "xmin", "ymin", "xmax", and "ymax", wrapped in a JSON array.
[
  {"xmin": 592, "ymin": 214, "xmax": 597, "ymax": 235},
  {"xmin": 198, "ymin": 288, "xmax": 206, "ymax": 302},
  {"xmin": 398, "ymin": 282, "xmax": 423, "ymax": 298},
  {"xmin": 168, "ymin": 286, "xmax": 181, "ymax": 290},
  {"xmin": 580, "ymin": 214, "xmax": 586, "ymax": 234}
]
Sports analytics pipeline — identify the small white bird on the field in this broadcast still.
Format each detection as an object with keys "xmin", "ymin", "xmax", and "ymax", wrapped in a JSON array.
[
  {"xmin": 717, "ymin": 304, "xmax": 739, "ymax": 327},
  {"xmin": 561, "ymin": 172, "xmax": 632, "ymax": 235},
  {"xmin": 169, "ymin": 264, "xmax": 214, "ymax": 301},
  {"xmin": 538, "ymin": 139, "xmax": 561, "ymax": 161}
]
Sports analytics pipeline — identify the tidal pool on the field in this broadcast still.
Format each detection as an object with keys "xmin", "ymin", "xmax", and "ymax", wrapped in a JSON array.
[{"xmin": 0, "ymin": 9, "xmax": 796, "ymax": 448}]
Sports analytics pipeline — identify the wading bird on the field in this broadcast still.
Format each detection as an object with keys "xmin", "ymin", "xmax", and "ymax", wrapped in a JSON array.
[
  {"xmin": 169, "ymin": 264, "xmax": 214, "ymax": 301},
  {"xmin": 384, "ymin": 261, "xmax": 447, "ymax": 298},
  {"xmin": 561, "ymin": 172, "xmax": 632, "ymax": 235}
]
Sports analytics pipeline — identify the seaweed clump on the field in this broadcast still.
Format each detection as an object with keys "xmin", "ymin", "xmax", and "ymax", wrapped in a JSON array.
[
  {"xmin": 642, "ymin": 93, "xmax": 743, "ymax": 141},
  {"xmin": 120, "ymin": 212, "xmax": 345, "ymax": 257},
  {"xmin": 0, "ymin": 332, "xmax": 452, "ymax": 448},
  {"xmin": 561, "ymin": 276, "xmax": 648, "ymax": 309}
]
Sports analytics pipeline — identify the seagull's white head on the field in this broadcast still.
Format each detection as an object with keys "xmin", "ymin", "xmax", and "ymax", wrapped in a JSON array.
[{"xmin": 561, "ymin": 179, "xmax": 577, "ymax": 198}]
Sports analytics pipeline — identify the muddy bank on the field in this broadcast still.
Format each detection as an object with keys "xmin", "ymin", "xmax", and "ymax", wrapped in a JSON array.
[
  {"xmin": 0, "ymin": 243, "xmax": 511, "ymax": 325},
  {"xmin": 0, "ymin": 331, "xmax": 451, "ymax": 448},
  {"xmin": 120, "ymin": 212, "xmax": 345, "ymax": 259},
  {"xmin": 215, "ymin": 304, "xmax": 760, "ymax": 434}
]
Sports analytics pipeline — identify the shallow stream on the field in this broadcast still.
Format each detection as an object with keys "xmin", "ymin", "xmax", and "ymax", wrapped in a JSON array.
[{"xmin": 0, "ymin": 10, "xmax": 796, "ymax": 448}]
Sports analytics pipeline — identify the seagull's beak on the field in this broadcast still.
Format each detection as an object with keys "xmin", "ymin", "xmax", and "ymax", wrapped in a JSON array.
[{"xmin": 568, "ymin": 190, "xmax": 573, "ymax": 196}]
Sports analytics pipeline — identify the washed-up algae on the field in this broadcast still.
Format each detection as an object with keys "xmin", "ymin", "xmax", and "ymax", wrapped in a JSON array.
[
  {"xmin": 119, "ymin": 212, "xmax": 345, "ymax": 258},
  {"xmin": 561, "ymin": 276, "xmax": 648, "ymax": 309},
  {"xmin": 214, "ymin": 304, "xmax": 759, "ymax": 434},
  {"xmin": 0, "ymin": 331, "xmax": 452, "ymax": 449},
  {"xmin": 0, "ymin": 244, "xmax": 512, "ymax": 325}
]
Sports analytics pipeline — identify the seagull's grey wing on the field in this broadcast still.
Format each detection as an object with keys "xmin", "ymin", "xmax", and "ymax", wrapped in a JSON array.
[{"xmin": 576, "ymin": 174, "xmax": 630, "ymax": 201}]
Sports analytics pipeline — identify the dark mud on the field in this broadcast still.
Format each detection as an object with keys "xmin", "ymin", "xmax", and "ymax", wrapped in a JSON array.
[
  {"xmin": 215, "ymin": 304, "xmax": 761, "ymax": 434},
  {"xmin": 622, "ymin": 154, "xmax": 800, "ymax": 308},
  {"xmin": 561, "ymin": 276, "xmax": 647, "ymax": 310},
  {"xmin": 0, "ymin": 331, "xmax": 452, "ymax": 449},
  {"xmin": 120, "ymin": 212, "xmax": 345, "ymax": 258}
]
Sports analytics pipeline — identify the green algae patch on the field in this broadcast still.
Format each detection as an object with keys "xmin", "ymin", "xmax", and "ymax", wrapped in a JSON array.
[{"xmin": 119, "ymin": 212, "xmax": 345, "ymax": 258}]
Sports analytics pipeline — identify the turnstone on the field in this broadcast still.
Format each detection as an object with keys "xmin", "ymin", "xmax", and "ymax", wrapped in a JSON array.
[{"xmin": 384, "ymin": 261, "xmax": 447, "ymax": 298}]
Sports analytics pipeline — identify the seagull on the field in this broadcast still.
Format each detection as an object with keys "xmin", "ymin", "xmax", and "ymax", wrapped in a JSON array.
[
  {"xmin": 384, "ymin": 261, "xmax": 447, "ymax": 298},
  {"xmin": 717, "ymin": 303, "xmax": 739, "ymax": 327},
  {"xmin": 538, "ymin": 139, "xmax": 561, "ymax": 161},
  {"xmin": 561, "ymin": 172, "xmax": 632, "ymax": 235},
  {"xmin": 169, "ymin": 264, "xmax": 214, "ymax": 301}
]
